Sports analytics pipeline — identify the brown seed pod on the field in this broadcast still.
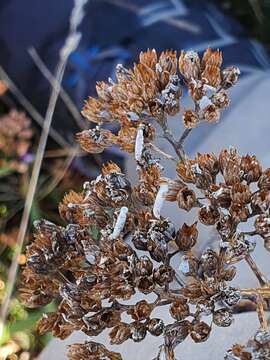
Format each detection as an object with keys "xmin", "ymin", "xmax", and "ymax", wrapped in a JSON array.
[
  {"xmin": 200, "ymin": 249, "xmax": 219, "ymax": 276},
  {"xmin": 221, "ymin": 66, "xmax": 240, "ymax": 89},
  {"xmin": 251, "ymin": 190, "xmax": 270, "ymax": 214},
  {"xmin": 196, "ymin": 152, "xmax": 219, "ymax": 177},
  {"xmin": 175, "ymin": 222, "xmax": 198, "ymax": 251},
  {"xmin": 179, "ymin": 50, "xmax": 201, "ymax": 82},
  {"xmin": 109, "ymin": 323, "xmax": 131, "ymax": 345},
  {"xmin": 258, "ymin": 168, "xmax": 270, "ymax": 190},
  {"xmin": 203, "ymin": 104, "xmax": 220, "ymax": 123},
  {"xmin": 230, "ymin": 183, "xmax": 251, "ymax": 205},
  {"xmin": 182, "ymin": 109, "xmax": 200, "ymax": 129},
  {"xmin": 176, "ymin": 187, "xmax": 197, "ymax": 211},
  {"xmin": 128, "ymin": 300, "xmax": 153, "ymax": 321},
  {"xmin": 254, "ymin": 214, "xmax": 270, "ymax": 236},
  {"xmin": 147, "ymin": 318, "xmax": 164, "ymax": 336},
  {"xmin": 130, "ymin": 321, "xmax": 147, "ymax": 342},
  {"xmin": 169, "ymin": 300, "xmax": 190, "ymax": 321},
  {"xmin": 135, "ymin": 256, "xmax": 153, "ymax": 277},
  {"xmin": 213, "ymin": 308, "xmax": 233, "ymax": 327},
  {"xmin": 209, "ymin": 184, "xmax": 232, "ymax": 208},
  {"xmin": 190, "ymin": 321, "xmax": 211, "ymax": 343},
  {"xmin": 165, "ymin": 320, "xmax": 191, "ymax": 348},
  {"xmin": 240, "ymin": 154, "xmax": 262, "ymax": 184},
  {"xmin": 198, "ymin": 205, "xmax": 220, "ymax": 225},
  {"xmin": 153, "ymin": 265, "xmax": 174, "ymax": 286},
  {"xmin": 211, "ymin": 90, "xmax": 230, "ymax": 109},
  {"xmin": 176, "ymin": 160, "xmax": 196, "ymax": 183},
  {"xmin": 229, "ymin": 203, "xmax": 249, "ymax": 223}
]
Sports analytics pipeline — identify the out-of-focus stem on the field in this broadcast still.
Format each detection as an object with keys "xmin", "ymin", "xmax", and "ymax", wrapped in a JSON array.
[{"xmin": 245, "ymin": 254, "xmax": 270, "ymax": 287}]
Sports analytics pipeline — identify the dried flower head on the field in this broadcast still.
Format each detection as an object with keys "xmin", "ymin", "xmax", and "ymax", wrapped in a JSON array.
[{"xmin": 21, "ymin": 48, "xmax": 270, "ymax": 360}]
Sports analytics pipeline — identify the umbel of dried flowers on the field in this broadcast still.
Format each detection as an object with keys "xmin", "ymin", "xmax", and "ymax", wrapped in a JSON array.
[{"xmin": 20, "ymin": 49, "xmax": 270, "ymax": 359}]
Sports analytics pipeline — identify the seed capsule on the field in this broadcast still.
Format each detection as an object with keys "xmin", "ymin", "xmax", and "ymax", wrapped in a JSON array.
[
  {"xmin": 169, "ymin": 299, "xmax": 190, "ymax": 321},
  {"xmin": 213, "ymin": 308, "xmax": 233, "ymax": 327},
  {"xmin": 147, "ymin": 318, "xmax": 164, "ymax": 336},
  {"xmin": 198, "ymin": 205, "xmax": 220, "ymax": 225},
  {"xmin": 190, "ymin": 321, "xmax": 211, "ymax": 343},
  {"xmin": 175, "ymin": 222, "xmax": 198, "ymax": 251}
]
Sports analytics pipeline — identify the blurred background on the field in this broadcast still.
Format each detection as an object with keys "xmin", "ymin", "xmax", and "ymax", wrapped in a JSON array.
[{"xmin": 0, "ymin": 0, "xmax": 270, "ymax": 359}]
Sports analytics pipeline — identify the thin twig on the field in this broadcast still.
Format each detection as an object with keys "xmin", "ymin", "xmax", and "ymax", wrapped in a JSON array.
[
  {"xmin": 0, "ymin": 67, "xmax": 69, "ymax": 149},
  {"xmin": 177, "ymin": 128, "xmax": 192, "ymax": 147},
  {"xmin": 0, "ymin": 0, "xmax": 87, "ymax": 329},
  {"xmin": 148, "ymin": 143, "xmax": 177, "ymax": 162},
  {"xmin": 28, "ymin": 47, "xmax": 86, "ymax": 130}
]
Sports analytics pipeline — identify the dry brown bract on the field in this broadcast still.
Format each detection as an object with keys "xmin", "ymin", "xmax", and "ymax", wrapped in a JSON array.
[{"xmin": 20, "ymin": 49, "xmax": 270, "ymax": 360}]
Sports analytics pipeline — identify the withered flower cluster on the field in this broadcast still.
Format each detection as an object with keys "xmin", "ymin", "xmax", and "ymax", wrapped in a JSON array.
[
  {"xmin": 21, "ymin": 49, "xmax": 270, "ymax": 359},
  {"xmin": 0, "ymin": 110, "xmax": 33, "ymax": 172}
]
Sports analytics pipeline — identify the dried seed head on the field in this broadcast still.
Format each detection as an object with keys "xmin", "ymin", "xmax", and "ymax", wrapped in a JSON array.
[
  {"xmin": 230, "ymin": 183, "xmax": 251, "ymax": 204},
  {"xmin": 153, "ymin": 265, "xmax": 174, "ymax": 286},
  {"xmin": 137, "ymin": 276, "xmax": 155, "ymax": 294},
  {"xmin": 258, "ymin": 168, "xmax": 270, "ymax": 190},
  {"xmin": 213, "ymin": 308, "xmax": 233, "ymax": 327},
  {"xmin": 179, "ymin": 50, "xmax": 200, "ymax": 81},
  {"xmin": 109, "ymin": 323, "xmax": 131, "ymax": 345},
  {"xmin": 203, "ymin": 104, "xmax": 220, "ymax": 123},
  {"xmin": 211, "ymin": 90, "xmax": 230, "ymax": 109},
  {"xmin": 176, "ymin": 187, "xmax": 197, "ymax": 211},
  {"xmin": 169, "ymin": 299, "xmax": 190, "ymax": 321},
  {"xmin": 175, "ymin": 222, "xmax": 198, "ymax": 251},
  {"xmin": 130, "ymin": 321, "xmax": 147, "ymax": 342},
  {"xmin": 75, "ymin": 127, "xmax": 115, "ymax": 153},
  {"xmin": 221, "ymin": 66, "xmax": 240, "ymax": 89},
  {"xmin": 182, "ymin": 109, "xmax": 200, "ymax": 129},
  {"xmin": 128, "ymin": 300, "xmax": 153, "ymax": 321},
  {"xmin": 200, "ymin": 249, "xmax": 219, "ymax": 276},
  {"xmin": 220, "ymin": 285, "xmax": 241, "ymax": 306},
  {"xmin": 254, "ymin": 214, "xmax": 270, "ymax": 236},
  {"xmin": 251, "ymin": 190, "xmax": 270, "ymax": 214},
  {"xmin": 210, "ymin": 184, "xmax": 232, "ymax": 208},
  {"xmin": 165, "ymin": 320, "xmax": 191, "ymax": 348},
  {"xmin": 190, "ymin": 321, "xmax": 211, "ymax": 343},
  {"xmin": 135, "ymin": 256, "xmax": 153, "ymax": 277},
  {"xmin": 147, "ymin": 318, "xmax": 164, "ymax": 336},
  {"xmin": 176, "ymin": 160, "xmax": 196, "ymax": 183},
  {"xmin": 229, "ymin": 203, "xmax": 249, "ymax": 224},
  {"xmin": 240, "ymin": 154, "xmax": 262, "ymax": 184},
  {"xmin": 198, "ymin": 205, "xmax": 220, "ymax": 225},
  {"xmin": 67, "ymin": 341, "xmax": 122, "ymax": 360},
  {"xmin": 196, "ymin": 152, "xmax": 219, "ymax": 177}
]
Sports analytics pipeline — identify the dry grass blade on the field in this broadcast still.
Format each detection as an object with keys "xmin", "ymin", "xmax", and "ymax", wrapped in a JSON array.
[
  {"xmin": 0, "ymin": 0, "xmax": 88, "ymax": 331},
  {"xmin": 28, "ymin": 47, "xmax": 86, "ymax": 131}
]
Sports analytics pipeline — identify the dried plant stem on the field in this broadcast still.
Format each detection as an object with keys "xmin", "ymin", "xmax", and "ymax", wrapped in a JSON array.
[
  {"xmin": 149, "ymin": 143, "xmax": 177, "ymax": 162},
  {"xmin": 241, "ymin": 287, "xmax": 270, "ymax": 298},
  {"xmin": 28, "ymin": 47, "xmax": 86, "ymax": 130},
  {"xmin": 44, "ymin": 147, "xmax": 86, "ymax": 158},
  {"xmin": 0, "ymin": 66, "xmax": 69, "ymax": 149},
  {"xmin": 177, "ymin": 128, "xmax": 192, "ymax": 147},
  {"xmin": 0, "ymin": 0, "xmax": 86, "ymax": 330},
  {"xmin": 256, "ymin": 293, "xmax": 268, "ymax": 330},
  {"xmin": 245, "ymin": 254, "xmax": 269, "ymax": 287}
]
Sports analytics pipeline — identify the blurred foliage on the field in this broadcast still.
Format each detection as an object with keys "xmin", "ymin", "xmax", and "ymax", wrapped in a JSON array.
[
  {"xmin": 213, "ymin": 0, "xmax": 270, "ymax": 49},
  {"xmin": 0, "ymin": 90, "xmax": 87, "ymax": 358}
]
